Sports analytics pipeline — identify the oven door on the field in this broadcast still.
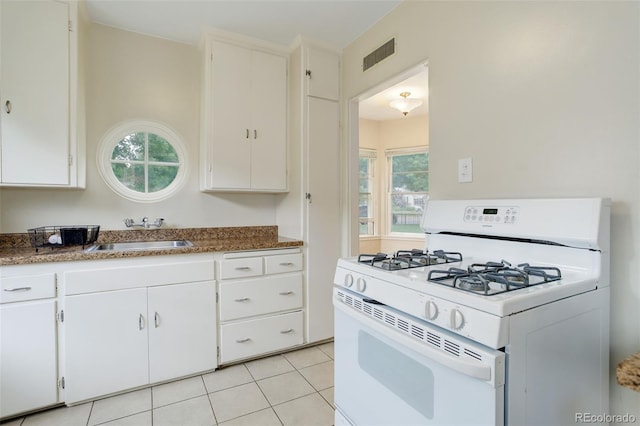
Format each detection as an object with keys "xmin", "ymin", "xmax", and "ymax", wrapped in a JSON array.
[{"xmin": 334, "ymin": 295, "xmax": 505, "ymax": 426}]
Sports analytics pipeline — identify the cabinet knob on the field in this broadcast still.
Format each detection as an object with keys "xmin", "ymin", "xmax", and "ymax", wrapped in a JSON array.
[
  {"xmin": 279, "ymin": 291, "xmax": 294, "ymax": 295},
  {"xmin": 305, "ymin": 69, "xmax": 312, "ymax": 78},
  {"xmin": 4, "ymin": 100, "xmax": 11, "ymax": 114},
  {"xmin": 280, "ymin": 328, "xmax": 294, "ymax": 334},
  {"xmin": 234, "ymin": 297, "xmax": 250, "ymax": 302},
  {"xmin": 236, "ymin": 337, "xmax": 251, "ymax": 343},
  {"xmin": 235, "ymin": 266, "xmax": 251, "ymax": 271}
]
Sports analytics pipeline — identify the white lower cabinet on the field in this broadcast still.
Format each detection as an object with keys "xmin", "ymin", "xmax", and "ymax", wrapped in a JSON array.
[
  {"xmin": 147, "ymin": 282, "xmax": 217, "ymax": 383},
  {"xmin": 0, "ymin": 270, "xmax": 59, "ymax": 419},
  {"xmin": 217, "ymin": 249, "xmax": 304, "ymax": 364},
  {"xmin": 62, "ymin": 255, "xmax": 217, "ymax": 404},
  {"xmin": 0, "ymin": 300, "xmax": 58, "ymax": 418},
  {"xmin": 64, "ymin": 288, "xmax": 150, "ymax": 403},
  {"xmin": 220, "ymin": 311, "xmax": 303, "ymax": 363}
]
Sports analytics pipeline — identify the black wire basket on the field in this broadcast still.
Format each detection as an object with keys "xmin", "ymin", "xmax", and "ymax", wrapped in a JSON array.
[{"xmin": 27, "ymin": 225, "xmax": 100, "ymax": 252}]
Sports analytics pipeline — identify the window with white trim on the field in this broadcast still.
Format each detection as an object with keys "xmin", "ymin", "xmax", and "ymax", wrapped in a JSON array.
[
  {"xmin": 387, "ymin": 148, "xmax": 429, "ymax": 234},
  {"xmin": 359, "ymin": 149, "xmax": 377, "ymax": 236},
  {"xmin": 97, "ymin": 120, "xmax": 188, "ymax": 203}
]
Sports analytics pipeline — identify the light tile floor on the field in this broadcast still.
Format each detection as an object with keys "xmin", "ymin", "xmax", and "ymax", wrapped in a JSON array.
[{"xmin": 2, "ymin": 343, "xmax": 335, "ymax": 426}]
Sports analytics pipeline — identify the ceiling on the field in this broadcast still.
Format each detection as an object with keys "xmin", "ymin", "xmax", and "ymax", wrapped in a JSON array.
[
  {"xmin": 84, "ymin": 0, "xmax": 401, "ymax": 49},
  {"xmin": 85, "ymin": 0, "xmax": 425, "ymax": 121}
]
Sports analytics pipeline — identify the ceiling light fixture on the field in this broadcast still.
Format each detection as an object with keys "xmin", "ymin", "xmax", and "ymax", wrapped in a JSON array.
[{"xmin": 389, "ymin": 91, "xmax": 423, "ymax": 116}]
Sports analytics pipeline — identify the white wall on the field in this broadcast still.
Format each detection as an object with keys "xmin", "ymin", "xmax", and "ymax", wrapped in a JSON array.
[
  {"xmin": 0, "ymin": 24, "xmax": 278, "ymax": 232},
  {"xmin": 343, "ymin": 0, "xmax": 640, "ymax": 418}
]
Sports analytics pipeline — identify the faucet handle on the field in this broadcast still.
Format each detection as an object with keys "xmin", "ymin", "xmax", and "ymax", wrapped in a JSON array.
[
  {"xmin": 124, "ymin": 218, "xmax": 134, "ymax": 227},
  {"xmin": 154, "ymin": 218, "xmax": 165, "ymax": 227}
]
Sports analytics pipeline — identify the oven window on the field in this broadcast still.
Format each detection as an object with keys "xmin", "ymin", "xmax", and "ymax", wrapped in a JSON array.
[{"xmin": 358, "ymin": 330, "xmax": 434, "ymax": 419}]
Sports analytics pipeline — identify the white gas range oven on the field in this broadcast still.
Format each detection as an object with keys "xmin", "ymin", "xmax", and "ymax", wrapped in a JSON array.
[{"xmin": 333, "ymin": 198, "xmax": 610, "ymax": 426}]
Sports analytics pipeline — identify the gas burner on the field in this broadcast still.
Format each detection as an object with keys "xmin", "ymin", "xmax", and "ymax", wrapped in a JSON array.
[
  {"xmin": 428, "ymin": 261, "xmax": 562, "ymax": 296},
  {"xmin": 456, "ymin": 274, "xmax": 489, "ymax": 292}
]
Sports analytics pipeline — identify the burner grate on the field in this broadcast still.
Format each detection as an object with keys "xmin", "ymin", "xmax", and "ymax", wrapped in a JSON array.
[
  {"xmin": 428, "ymin": 260, "xmax": 562, "ymax": 296},
  {"xmin": 359, "ymin": 249, "xmax": 463, "ymax": 271}
]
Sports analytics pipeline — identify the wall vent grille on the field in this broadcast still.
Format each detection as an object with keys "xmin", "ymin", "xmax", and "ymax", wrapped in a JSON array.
[{"xmin": 363, "ymin": 38, "xmax": 395, "ymax": 71}]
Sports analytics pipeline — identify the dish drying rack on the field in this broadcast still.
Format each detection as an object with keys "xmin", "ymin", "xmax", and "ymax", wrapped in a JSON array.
[{"xmin": 28, "ymin": 225, "xmax": 100, "ymax": 252}]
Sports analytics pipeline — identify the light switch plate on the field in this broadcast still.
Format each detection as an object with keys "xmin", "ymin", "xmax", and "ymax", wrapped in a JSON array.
[{"xmin": 458, "ymin": 158, "xmax": 473, "ymax": 183}]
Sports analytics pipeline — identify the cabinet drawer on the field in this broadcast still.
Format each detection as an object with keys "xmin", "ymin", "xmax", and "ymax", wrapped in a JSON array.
[
  {"xmin": 219, "ymin": 257, "xmax": 263, "ymax": 280},
  {"xmin": 0, "ymin": 273, "xmax": 56, "ymax": 303},
  {"xmin": 219, "ymin": 311, "xmax": 303, "ymax": 363},
  {"xmin": 219, "ymin": 273, "xmax": 303, "ymax": 321},
  {"xmin": 264, "ymin": 253, "xmax": 303, "ymax": 275}
]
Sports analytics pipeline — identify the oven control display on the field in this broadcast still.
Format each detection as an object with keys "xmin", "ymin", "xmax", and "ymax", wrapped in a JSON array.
[{"xmin": 464, "ymin": 206, "xmax": 519, "ymax": 224}]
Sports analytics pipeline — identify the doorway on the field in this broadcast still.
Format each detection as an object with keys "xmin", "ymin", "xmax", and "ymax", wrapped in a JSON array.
[{"xmin": 347, "ymin": 62, "xmax": 429, "ymax": 256}]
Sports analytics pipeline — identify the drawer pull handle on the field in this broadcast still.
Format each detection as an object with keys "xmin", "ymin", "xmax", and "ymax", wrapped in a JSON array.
[
  {"xmin": 139, "ymin": 314, "xmax": 145, "ymax": 330},
  {"xmin": 236, "ymin": 337, "xmax": 251, "ymax": 343},
  {"xmin": 280, "ymin": 328, "xmax": 294, "ymax": 334},
  {"xmin": 235, "ymin": 267, "xmax": 251, "ymax": 271},
  {"xmin": 279, "ymin": 291, "xmax": 294, "ymax": 295},
  {"xmin": 3, "ymin": 286, "xmax": 32, "ymax": 292},
  {"xmin": 234, "ymin": 297, "xmax": 250, "ymax": 302},
  {"xmin": 279, "ymin": 262, "xmax": 295, "ymax": 266},
  {"xmin": 154, "ymin": 312, "xmax": 160, "ymax": 328}
]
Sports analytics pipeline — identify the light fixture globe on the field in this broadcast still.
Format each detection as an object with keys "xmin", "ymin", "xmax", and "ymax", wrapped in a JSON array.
[{"xmin": 390, "ymin": 91, "xmax": 423, "ymax": 116}]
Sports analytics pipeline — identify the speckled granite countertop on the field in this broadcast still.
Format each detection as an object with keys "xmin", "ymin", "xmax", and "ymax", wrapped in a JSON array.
[
  {"xmin": 0, "ymin": 226, "xmax": 303, "ymax": 266},
  {"xmin": 617, "ymin": 352, "xmax": 640, "ymax": 392}
]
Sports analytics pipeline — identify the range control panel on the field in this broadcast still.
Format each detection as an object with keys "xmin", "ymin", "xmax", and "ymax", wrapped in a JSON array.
[{"xmin": 464, "ymin": 205, "xmax": 520, "ymax": 224}]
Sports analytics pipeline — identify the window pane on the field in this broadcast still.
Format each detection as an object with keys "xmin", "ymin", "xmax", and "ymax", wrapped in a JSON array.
[
  {"xmin": 112, "ymin": 133, "xmax": 144, "ymax": 161},
  {"xmin": 391, "ymin": 153, "xmax": 429, "ymax": 192},
  {"xmin": 112, "ymin": 163, "xmax": 145, "ymax": 192},
  {"xmin": 148, "ymin": 165, "xmax": 179, "ymax": 192},
  {"xmin": 390, "ymin": 151, "xmax": 428, "ymax": 234},
  {"xmin": 148, "ymin": 134, "xmax": 179, "ymax": 163}
]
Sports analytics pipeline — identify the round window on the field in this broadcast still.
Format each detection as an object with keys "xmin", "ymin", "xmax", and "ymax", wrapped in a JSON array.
[{"xmin": 97, "ymin": 120, "xmax": 188, "ymax": 202}]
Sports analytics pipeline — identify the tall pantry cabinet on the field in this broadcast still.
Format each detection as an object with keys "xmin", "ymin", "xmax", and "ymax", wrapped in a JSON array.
[
  {"xmin": 278, "ymin": 41, "xmax": 341, "ymax": 343},
  {"xmin": 0, "ymin": 0, "xmax": 85, "ymax": 187}
]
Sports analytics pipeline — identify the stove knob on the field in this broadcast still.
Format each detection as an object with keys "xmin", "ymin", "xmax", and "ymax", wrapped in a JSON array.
[
  {"xmin": 425, "ymin": 300, "xmax": 438, "ymax": 320},
  {"xmin": 356, "ymin": 277, "xmax": 367, "ymax": 292},
  {"xmin": 450, "ymin": 309, "xmax": 465, "ymax": 330},
  {"xmin": 344, "ymin": 274, "xmax": 354, "ymax": 288}
]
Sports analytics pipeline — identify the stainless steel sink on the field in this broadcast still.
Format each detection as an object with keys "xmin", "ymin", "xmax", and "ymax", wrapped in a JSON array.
[{"xmin": 85, "ymin": 240, "xmax": 193, "ymax": 252}]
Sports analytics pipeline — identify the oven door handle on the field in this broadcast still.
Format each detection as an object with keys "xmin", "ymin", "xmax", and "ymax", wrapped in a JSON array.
[{"xmin": 334, "ymin": 297, "xmax": 495, "ymax": 383}]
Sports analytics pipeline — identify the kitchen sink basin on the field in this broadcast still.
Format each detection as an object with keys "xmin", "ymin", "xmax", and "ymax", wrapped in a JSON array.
[{"xmin": 85, "ymin": 240, "xmax": 193, "ymax": 252}]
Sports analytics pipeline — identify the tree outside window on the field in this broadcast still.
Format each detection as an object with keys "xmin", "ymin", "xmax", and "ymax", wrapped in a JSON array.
[{"xmin": 388, "ymin": 150, "xmax": 429, "ymax": 234}]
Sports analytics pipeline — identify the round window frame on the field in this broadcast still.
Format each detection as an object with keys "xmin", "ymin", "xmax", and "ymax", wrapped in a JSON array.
[{"xmin": 97, "ymin": 120, "xmax": 188, "ymax": 203}]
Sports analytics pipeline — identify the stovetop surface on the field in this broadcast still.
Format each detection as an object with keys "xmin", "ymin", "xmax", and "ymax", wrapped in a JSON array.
[{"xmin": 338, "ymin": 251, "xmax": 600, "ymax": 317}]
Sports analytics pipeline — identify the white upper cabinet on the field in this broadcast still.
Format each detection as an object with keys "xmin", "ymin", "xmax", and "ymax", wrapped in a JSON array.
[
  {"xmin": 305, "ymin": 46, "xmax": 340, "ymax": 101},
  {"xmin": 0, "ymin": 0, "xmax": 84, "ymax": 188},
  {"xmin": 201, "ymin": 35, "xmax": 288, "ymax": 192}
]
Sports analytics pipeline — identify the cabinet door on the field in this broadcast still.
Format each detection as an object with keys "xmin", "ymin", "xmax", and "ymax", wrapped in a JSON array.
[
  {"xmin": 0, "ymin": 300, "xmax": 58, "ymax": 418},
  {"xmin": 306, "ymin": 97, "xmax": 341, "ymax": 342},
  {"xmin": 306, "ymin": 47, "xmax": 340, "ymax": 101},
  {"xmin": 209, "ymin": 41, "xmax": 252, "ymax": 189},
  {"xmin": 0, "ymin": 0, "xmax": 70, "ymax": 185},
  {"xmin": 64, "ymin": 288, "xmax": 148, "ymax": 403},
  {"xmin": 148, "ymin": 281, "xmax": 217, "ymax": 383},
  {"xmin": 250, "ymin": 50, "xmax": 287, "ymax": 191}
]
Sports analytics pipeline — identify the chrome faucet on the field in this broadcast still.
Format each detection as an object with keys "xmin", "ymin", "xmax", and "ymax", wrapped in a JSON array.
[{"xmin": 124, "ymin": 217, "xmax": 165, "ymax": 229}]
